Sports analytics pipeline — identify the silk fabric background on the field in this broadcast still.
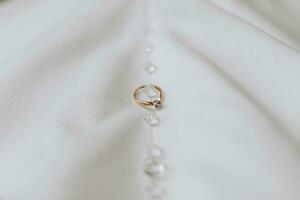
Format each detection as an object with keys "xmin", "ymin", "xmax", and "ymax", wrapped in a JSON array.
[{"xmin": 0, "ymin": 0, "xmax": 300, "ymax": 199}]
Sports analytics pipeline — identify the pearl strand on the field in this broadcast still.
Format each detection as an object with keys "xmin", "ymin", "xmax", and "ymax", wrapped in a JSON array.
[{"xmin": 142, "ymin": 0, "xmax": 168, "ymax": 199}]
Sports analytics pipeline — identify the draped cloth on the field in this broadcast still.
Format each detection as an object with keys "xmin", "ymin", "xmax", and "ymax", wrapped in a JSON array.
[{"xmin": 0, "ymin": 0, "xmax": 300, "ymax": 199}]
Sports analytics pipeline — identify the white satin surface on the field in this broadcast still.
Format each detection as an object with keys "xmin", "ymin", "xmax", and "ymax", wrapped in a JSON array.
[{"xmin": 0, "ymin": 0, "xmax": 300, "ymax": 199}]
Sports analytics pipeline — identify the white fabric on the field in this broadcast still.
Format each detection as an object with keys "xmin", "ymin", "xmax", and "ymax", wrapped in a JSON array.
[{"xmin": 0, "ymin": 0, "xmax": 300, "ymax": 199}]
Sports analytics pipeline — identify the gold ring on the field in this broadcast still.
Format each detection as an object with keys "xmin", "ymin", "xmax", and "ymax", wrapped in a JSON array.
[{"xmin": 133, "ymin": 84, "xmax": 164, "ymax": 110}]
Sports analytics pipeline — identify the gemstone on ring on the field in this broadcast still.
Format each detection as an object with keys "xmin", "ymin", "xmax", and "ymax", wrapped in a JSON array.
[{"xmin": 143, "ymin": 84, "xmax": 158, "ymax": 98}]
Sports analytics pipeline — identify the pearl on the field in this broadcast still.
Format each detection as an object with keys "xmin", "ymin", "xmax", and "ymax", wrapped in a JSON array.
[
  {"xmin": 145, "ymin": 62, "xmax": 157, "ymax": 74},
  {"xmin": 147, "ymin": 184, "xmax": 166, "ymax": 199},
  {"xmin": 144, "ymin": 111, "xmax": 159, "ymax": 126},
  {"xmin": 147, "ymin": 145, "xmax": 164, "ymax": 159},
  {"xmin": 144, "ymin": 158, "xmax": 167, "ymax": 179},
  {"xmin": 144, "ymin": 41, "xmax": 154, "ymax": 54},
  {"xmin": 143, "ymin": 84, "xmax": 158, "ymax": 98}
]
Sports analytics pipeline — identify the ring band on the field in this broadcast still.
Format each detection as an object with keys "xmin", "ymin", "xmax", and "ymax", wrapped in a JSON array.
[{"xmin": 133, "ymin": 85, "xmax": 164, "ymax": 110}]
